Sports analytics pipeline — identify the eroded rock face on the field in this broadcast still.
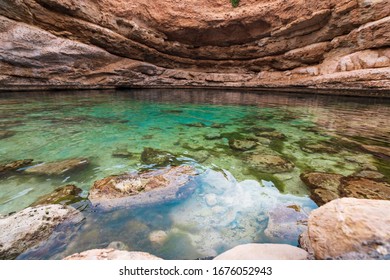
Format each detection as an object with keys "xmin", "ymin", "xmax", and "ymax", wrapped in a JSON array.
[
  {"xmin": 0, "ymin": 204, "xmax": 83, "ymax": 259},
  {"xmin": 0, "ymin": 0, "xmax": 389, "ymax": 94},
  {"xmin": 63, "ymin": 249, "xmax": 162, "ymax": 260},
  {"xmin": 89, "ymin": 165, "xmax": 197, "ymax": 209},
  {"xmin": 299, "ymin": 198, "xmax": 390, "ymax": 259},
  {"xmin": 214, "ymin": 243, "xmax": 308, "ymax": 260}
]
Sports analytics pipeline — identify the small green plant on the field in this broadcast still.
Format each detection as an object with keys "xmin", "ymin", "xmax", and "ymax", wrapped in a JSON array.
[{"xmin": 230, "ymin": 0, "xmax": 240, "ymax": 8}]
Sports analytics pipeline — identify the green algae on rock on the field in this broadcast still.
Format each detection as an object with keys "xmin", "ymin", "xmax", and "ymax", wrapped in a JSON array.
[{"xmin": 30, "ymin": 185, "xmax": 83, "ymax": 207}]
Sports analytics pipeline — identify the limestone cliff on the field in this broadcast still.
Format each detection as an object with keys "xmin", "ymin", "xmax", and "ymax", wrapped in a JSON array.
[{"xmin": 0, "ymin": 0, "xmax": 390, "ymax": 95}]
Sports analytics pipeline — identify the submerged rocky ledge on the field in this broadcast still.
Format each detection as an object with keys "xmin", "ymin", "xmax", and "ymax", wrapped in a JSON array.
[{"xmin": 0, "ymin": 0, "xmax": 390, "ymax": 95}]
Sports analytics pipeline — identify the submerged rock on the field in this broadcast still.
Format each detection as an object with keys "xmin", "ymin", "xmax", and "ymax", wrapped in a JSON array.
[
  {"xmin": 214, "ymin": 243, "xmax": 308, "ymax": 260},
  {"xmin": 149, "ymin": 230, "xmax": 168, "ymax": 246},
  {"xmin": 300, "ymin": 172, "xmax": 343, "ymax": 206},
  {"xmin": 301, "ymin": 172, "xmax": 390, "ymax": 205},
  {"xmin": 246, "ymin": 154, "xmax": 294, "ymax": 173},
  {"xmin": 30, "ymin": 185, "xmax": 83, "ymax": 207},
  {"xmin": 255, "ymin": 131, "xmax": 286, "ymax": 140},
  {"xmin": 64, "ymin": 249, "xmax": 162, "ymax": 260},
  {"xmin": 185, "ymin": 122, "xmax": 206, "ymax": 128},
  {"xmin": 141, "ymin": 147, "xmax": 175, "ymax": 166},
  {"xmin": 229, "ymin": 139, "xmax": 257, "ymax": 151},
  {"xmin": 353, "ymin": 170, "xmax": 385, "ymax": 180},
  {"xmin": 361, "ymin": 144, "xmax": 390, "ymax": 158},
  {"xmin": 25, "ymin": 158, "xmax": 89, "ymax": 176},
  {"xmin": 264, "ymin": 206, "xmax": 308, "ymax": 243},
  {"xmin": 340, "ymin": 177, "xmax": 390, "ymax": 200},
  {"xmin": 107, "ymin": 241, "xmax": 130, "ymax": 251},
  {"xmin": 300, "ymin": 141, "xmax": 339, "ymax": 154},
  {"xmin": 0, "ymin": 205, "xmax": 83, "ymax": 259},
  {"xmin": 204, "ymin": 132, "xmax": 222, "ymax": 140},
  {"xmin": 89, "ymin": 165, "xmax": 197, "ymax": 209},
  {"xmin": 0, "ymin": 159, "xmax": 34, "ymax": 174},
  {"xmin": 0, "ymin": 130, "xmax": 15, "ymax": 140},
  {"xmin": 299, "ymin": 198, "xmax": 390, "ymax": 259},
  {"xmin": 112, "ymin": 148, "xmax": 133, "ymax": 159}
]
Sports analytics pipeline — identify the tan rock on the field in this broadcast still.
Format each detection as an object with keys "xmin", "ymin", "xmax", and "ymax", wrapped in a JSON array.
[
  {"xmin": 0, "ymin": 205, "xmax": 83, "ymax": 259},
  {"xmin": 30, "ymin": 185, "xmax": 83, "ymax": 207},
  {"xmin": 340, "ymin": 177, "xmax": 390, "ymax": 200},
  {"xmin": 64, "ymin": 249, "xmax": 162, "ymax": 260},
  {"xmin": 300, "ymin": 198, "xmax": 390, "ymax": 259},
  {"xmin": 89, "ymin": 165, "xmax": 197, "ymax": 209},
  {"xmin": 214, "ymin": 243, "xmax": 308, "ymax": 260}
]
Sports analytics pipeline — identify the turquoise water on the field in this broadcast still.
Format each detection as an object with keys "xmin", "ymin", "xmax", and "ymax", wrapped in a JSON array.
[{"xmin": 1, "ymin": 89, "xmax": 389, "ymax": 259}]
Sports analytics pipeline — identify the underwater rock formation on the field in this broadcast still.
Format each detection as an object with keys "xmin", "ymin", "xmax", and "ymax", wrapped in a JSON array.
[
  {"xmin": 0, "ymin": 0, "xmax": 389, "ymax": 94},
  {"xmin": 89, "ymin": 165, "xmax": 197, "ymax": 209},
  {"xmin": 24, "ymin": 158, "xmax": 89, "ymax": 176},
  {"xmin": 300, "ymin": 172, "xmax": 390, "ymax": 205},
  {"xmin": 300, "ymin": 198, "xmax": 390, "ymax": 259},
  {"xmin": 0, "ymin": 204, "xmax": 83, "ymax": 259},
  {"xmin": 0, "ymin": 159, "xmax": 33, "ymax": 175}
]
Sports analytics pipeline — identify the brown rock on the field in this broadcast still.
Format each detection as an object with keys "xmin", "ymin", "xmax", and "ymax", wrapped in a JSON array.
[
  {"xmin": 361, "ymin": 144, "xmax": 390, "ymax": 158},
  {"xmin": 25, "ymin": 158, "xmax": 89, "ymax": 176},
  {"xmin": 0, "ymin": 205, "xmax": 83, "ymax": 259},
  {"xmin": 246, "ymin": 154, "xmax": 294, "ymax": 173},
  {"xmin": 214, "ymin": 243, "xmax": 308, "ymax": 260},
  {"xmin": 30, "ymin": 185, "xmax": 83, "ymax": 207},
  {"xmin": 299, "ymin": 198, "xmax": 390, "ymax": 259},
  {"xmin": 340, "ymin": 177, "xmax": 390, "ymax": 200},
  {"xmin": 89, "ymin": 165, "xmax": 197, "ymax": 209},
  {"xmin": 63, "ymin": 249, "xmax": 162, "ymax": 260},
  {"xmin": 0, "ymin": 159, "xmax": 34, "ymax": 174},
  {"xmin": 300, "ymin": 172, "xmax": 343, "ymax": 205}
]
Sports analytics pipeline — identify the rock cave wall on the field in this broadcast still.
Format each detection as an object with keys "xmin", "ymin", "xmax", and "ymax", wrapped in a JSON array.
[{"xmin": 0, "ymin": 0, "xmax": 390, "ymax": 95}]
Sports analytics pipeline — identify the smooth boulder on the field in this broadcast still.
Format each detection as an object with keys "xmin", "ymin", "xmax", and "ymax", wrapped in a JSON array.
[
  {"xmin": 25, "ymin": 158, "xmax": 89, "ymax": 176},
  {"xmin": 214, "ymin": 243, "xmax": 308, "ymax": 260},
  {"xmin": 299, "ymin": 198, "xmax": 390, "ymax": 259}
]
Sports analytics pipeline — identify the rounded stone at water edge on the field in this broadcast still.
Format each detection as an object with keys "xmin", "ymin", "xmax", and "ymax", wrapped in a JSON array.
[
  {"xmin": 214, "ymin": 243, "xmax": 308, "ymax": 260},
  {"xmin": 63, "ymin": 249, "xmax": 162, "ymax": 260}
]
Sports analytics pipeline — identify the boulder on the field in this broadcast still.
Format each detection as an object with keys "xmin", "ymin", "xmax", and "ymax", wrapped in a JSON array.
[
  {"xmin": 204, "ymin": 133, "xmax": 222, "ymax": 140},
  {"xmin": 299, "ymin": 198, "xmax": 390, "ymax": 259},
  {"xmin": 229, "ymin": 139, "xmax": 257, "ymax": 151},
  {"xmin": 63, "ymin": 249, "xmax": 162, "ymax": 260},
  {"xmin": 30, "ymin": 185, "xmax": 83, "ymax": 207},
  {"xmin": 89, "ymin": 165, "xmax": 197, "ymax": 209},
  {"xmin": 214, "ymin": 243, "xmax": 308, "ymax": 260},
  {"xmin": 25, "ymin": 158, "xmax": 89, "ymax": 176},
  {"xmin": 361, "ymin": 144, "xmax": 390, "ymax": 158},
  {"xmin": 0, "ymin": 159, "xmax": 34, "ymax": 174},
  {"xmin": 246, "ymin": 154, "xmax": 294, "ymax": 173},
  {"xmin": 0, "ymin": 205, "xmax": 83, "ymax": 259}
]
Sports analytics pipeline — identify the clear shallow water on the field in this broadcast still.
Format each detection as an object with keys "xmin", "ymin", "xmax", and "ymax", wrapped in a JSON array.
[{"xmin": 1, "ymin": 89, "xmax": 389, "ymax": 259}]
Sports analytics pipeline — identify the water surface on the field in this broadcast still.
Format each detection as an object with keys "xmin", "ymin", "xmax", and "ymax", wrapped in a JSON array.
[{"xmin": 0, "ymin": 89, "xmax": 389, "ymax": 259}]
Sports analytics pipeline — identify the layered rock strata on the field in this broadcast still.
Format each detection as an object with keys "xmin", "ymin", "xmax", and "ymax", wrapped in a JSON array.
[{"xmin": 0, "ymin": 0, "xmax": 389, "ymax": 95}]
